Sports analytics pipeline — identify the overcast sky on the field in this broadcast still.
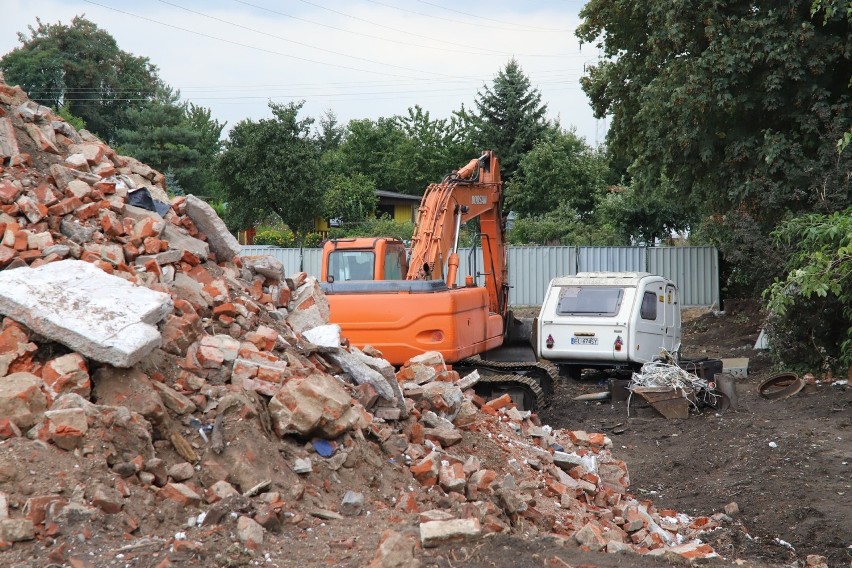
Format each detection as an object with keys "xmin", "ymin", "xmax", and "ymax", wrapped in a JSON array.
[{"xmin": 0, "ymin": 0, "xmax": 607, "ymax": 145}]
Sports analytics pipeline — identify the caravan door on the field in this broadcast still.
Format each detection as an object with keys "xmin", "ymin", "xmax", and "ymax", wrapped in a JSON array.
[
  {"xmin": 663, "ymin": 283, "xmax": 680, "ymax": 352},
  {"xmin": 633, "ymin": 282, "xmax": 666, "ymax": 363}
]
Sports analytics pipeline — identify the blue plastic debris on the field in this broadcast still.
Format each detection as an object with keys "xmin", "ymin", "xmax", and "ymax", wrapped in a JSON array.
[{"xmin": 312, "ymin": 439, "xmax": 335, "ymax": 457}]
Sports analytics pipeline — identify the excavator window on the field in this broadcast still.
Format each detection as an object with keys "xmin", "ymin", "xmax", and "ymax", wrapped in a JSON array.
[
  {"xmin": 383, "ymin": 249, "xmax": 406, "ymax": 280},
  {"xmin": 328, "ymin": 251, "xmax": 375, "ymax": 281}
]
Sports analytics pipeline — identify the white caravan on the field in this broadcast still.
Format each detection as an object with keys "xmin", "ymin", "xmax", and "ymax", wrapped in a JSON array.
[{"xmin": 536, "ymin": 272, "xmax": 681, "ymax": 379}]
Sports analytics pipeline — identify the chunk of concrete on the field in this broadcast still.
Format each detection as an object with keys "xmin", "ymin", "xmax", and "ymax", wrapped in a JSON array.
[
  {"xmin": 184, "ymin": 195, "xmax": 240, "ymax": 261},
  {"xmin": 303, "ymin": 324, "xmax": 341, "ymax": 349},
  {"xmin": 339, "ymin": 490, "xmax": 364, "ymax": 516},
  {"xmin": 286, "ymin": 278, "xmax": 330, "ymax": 333},
  {"xmin": 0, "ymin": 260, "xmax": 172, "ymax": 367},
  {"xmin": 327, "ymin": 349, "xmax": 396, "ymax": 402},
  {"xmin": 162, "ymin": 224, "xmax": 209, "ymax": 260},
  {"xmin": 419, "ymin": 518, "xmax": 481, "ymax": 548},
  {"xmin": 269, "ymin": 373, "xmax": 359, "ymax": 438},
  {"xmin": 0, "ymin": 372, "xmax": 48, "ymax": 429},
  {"xmin": 243, "ymin": 255, "xmax": 285, "ymax": 280}
]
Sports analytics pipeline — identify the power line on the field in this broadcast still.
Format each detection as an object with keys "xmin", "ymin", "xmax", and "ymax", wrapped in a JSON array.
[
  {"xmin": 155, "ymin": 0, "xmax": 454, "ymax": 77},
  {"xmin": 230, "ymin": 0, "xmax": 498, "ymax": 57},
  {"xmin": 83, "ymin": 0, "xmax": 434, "ymax": 80},
  {"xmin": 413, "ymin": 0, "xmax": 572, "ymax": 32},
  {"xmin": 369, "ymin": 0, "xmax": 571, "ymax": 33},
  {"xmin": 290, "ymin": 0, "xmax": 571, "ymax": 58},
  {"xmin": 31, "ymin": 74, "xmax": 585, "ymax": 100},
  {"xmin": 25, "ymin": 71, "xmax": 585, "ymax": 95}
]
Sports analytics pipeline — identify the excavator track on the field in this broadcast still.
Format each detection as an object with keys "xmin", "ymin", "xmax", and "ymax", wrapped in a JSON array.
[{"xmin": 456, "ymin": 357, "xmax": 559, "ymax": 412}]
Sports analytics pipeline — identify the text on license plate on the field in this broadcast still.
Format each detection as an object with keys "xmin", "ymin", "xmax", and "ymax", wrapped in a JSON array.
[{"xmin": 571, "ymin": 337, "xmax": 598, "ymax": 345}]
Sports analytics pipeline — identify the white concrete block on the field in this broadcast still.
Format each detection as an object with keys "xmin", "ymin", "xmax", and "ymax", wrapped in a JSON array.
[{"xmin": 0, "ymin": 260, "xmax": 172, "ymax": 367}]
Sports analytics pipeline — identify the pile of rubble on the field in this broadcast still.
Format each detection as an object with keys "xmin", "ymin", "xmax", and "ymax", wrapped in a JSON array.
[{"xmin": 0, "ymin": 75, "xmax": 723, "ymax": 566}]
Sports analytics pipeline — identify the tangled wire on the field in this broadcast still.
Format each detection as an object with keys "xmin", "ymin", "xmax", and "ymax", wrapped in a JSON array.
[{"xmin": 627, "ymin": 350, "xmax": 721, "ymax": 414}]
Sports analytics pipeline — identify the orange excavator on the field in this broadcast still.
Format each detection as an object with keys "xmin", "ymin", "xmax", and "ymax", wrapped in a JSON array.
[{"xmin": 320, "ymin": 151, "xmax": 554, "ymax": 409}]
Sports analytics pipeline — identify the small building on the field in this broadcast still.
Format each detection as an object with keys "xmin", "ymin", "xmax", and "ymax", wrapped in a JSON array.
[
  {"xmin": 314, "ymin": 190, "xmax": 420, "ymax": 236},
  {"xmin": 238, "ymin": 190, "xmax": 421, "ymax": 245}
]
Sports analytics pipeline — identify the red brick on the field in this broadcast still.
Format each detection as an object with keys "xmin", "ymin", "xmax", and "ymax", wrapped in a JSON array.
[
  {"xmin": 485, "ymin": 393, "xmax": 513, "ymax": 410},
  {"xmin": 48, "ymin": 197, "xmax": 82, "ymax": 216},
  {"xmin": 0, "ymin": 181, "xmax": 20, "ymax": 204},
  {"xmin": 158, "ymin": 483, "xmax": 201, "ymax": 508}
]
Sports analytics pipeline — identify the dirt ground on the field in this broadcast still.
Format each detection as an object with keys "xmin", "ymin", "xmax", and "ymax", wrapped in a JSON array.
[
  {"xmin": 522, "ymin": 300, "xmax": 850, "ymax": 568},
  {"xmin": 425, "ymin": 302, "xmax": 850, "ymax": 568}
]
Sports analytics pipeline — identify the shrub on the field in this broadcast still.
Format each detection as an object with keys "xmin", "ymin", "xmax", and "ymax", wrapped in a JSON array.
[
  {"xmin": 764, "ymin": 208, "xmax": 852, "ymax": 375},
  {"xmin": 254, "ymin": 227, "xmax": 295, "ymax": 247}
]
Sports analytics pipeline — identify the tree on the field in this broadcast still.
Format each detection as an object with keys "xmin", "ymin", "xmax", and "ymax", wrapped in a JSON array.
[
  {"xmin": 506, "ymin": 130, "xmax": 609, "ymax": 219},
  {"xmin": 317, "ymin": 110, "xmax": 344, "ymax": 153},
  {"xmin": 336, "ymin": 117, "xmax": 413, "ymax": 192},
  {"xmin": 394, "ymin": 105, "xmax": 475, "ymax": 188},
  {"xmin": 216, "ymin": 102, "xmax": 323, "ymax": 235},
  {"xmin": 765, "ymin": 208, "xmax": 852, "ymax": 374},
  {"xmin": 184, "ymin": 103, "xmax": 226, "ymax": 197},
  {"xmin": 577, "ymin": 1, "xmax": 851, "ymax": 291},
  {"xmin": 507, "ymin": 202, "xmax": 620, "ymax": 246},
  {"xmin": 1, "ymin": 16, "xmax": 159, "ymax": 141},
  {"xmin": 322, "ymin": 173, "xmax": 377, "ymax": 224},
  {"xmin": 115, "ymin": 85, "xmax": 201, "ymax": 191},
  {"xmin": 463, "ymin": 59, "xmax": 551, "ymax": 181},
  {"xmin": 114, "ymin": 87, "xmax": 224, "ymax": 198},
  {"xmin": 597, "ymin": 180, "xmax": 698, "ymax": 245}
]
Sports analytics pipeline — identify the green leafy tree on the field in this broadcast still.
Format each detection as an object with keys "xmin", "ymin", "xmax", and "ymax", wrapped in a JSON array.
[
  {"xmin": 329, "ymin": 217, "xmax": 416, "ymax": 243},
  {"xmin": 765, "ymin": 208, "xmax": 852, "ymax": 374},
  {"xmin": 216, "ymin": 101, "xmax": 323, "ymax": 236},
  {"xmin": 336, "ymin": 117, "xmax": 413, "ymax": 192},
  {"xmin": 394, "ymin": 105, "xmax": 475, "ymax": 189},
  {"xmin": 506, "ymin": 130, "xmax": 609, "ymax": 219},
  {"xmin": 577, "ymin": 1, "xmax": 851, "ymax": 292},
  {"xmin": 597, "ymin": 179, "xmax": 697, "ymax": 245},
  {"xmin": 1, "ymin": 16, "xmax": 159, "ymax": 141},
  {"xmin": 317, "ymin": 110, "xmax": 344, "ymax": 153},
  {"xmin": 508, "ymin": 203, "xmax": 620, "ymax": 246},
  {"xmin": 322, "ymin": 173, "xmax": 378, "ymax": 224},
  {"xmin": 462, "ymin": 59, "xmax": 551, "ymax": 181},
  {"xmin": 330, "ymin": 107, "xmax": 474, "ymax": 195}
]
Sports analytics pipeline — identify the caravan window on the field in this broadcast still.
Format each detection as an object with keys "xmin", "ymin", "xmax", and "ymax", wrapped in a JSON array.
[
  {"xmin": 556, "ymin": 286, "xmax": 624, "ymax": 317},
  {"xmin": 640, "ymin": 291, "xmax": 658, "ymax": 320},
  {"xmin": 328, "ymin": 250, "xmax": 375, "ymax": 281}
]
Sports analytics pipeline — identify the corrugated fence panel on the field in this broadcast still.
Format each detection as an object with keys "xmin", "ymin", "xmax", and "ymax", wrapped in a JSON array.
[
  {"xmin": 507, "ymin": 246, "xmax": 577, "ymax": 306},
  {"xmin": 455, "ymin": 247, "xmax": 484, "ymax": 288},
  {"xmin": 302, "ymin": 249, "xmax": 323, "ymax": 277},
  {"xmin": 240, "ymin": 246, "xmax": 719, "ymax": 306},
  {"xmin": 578, "ymin": 246, "xmax": 646, "ymax": 273},
  {"xmin": 648, "ymin": 246, "xmax": 719, "ymax": 307}
]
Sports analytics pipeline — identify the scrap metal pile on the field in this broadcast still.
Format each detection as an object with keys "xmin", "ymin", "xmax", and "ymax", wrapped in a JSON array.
[{"xmin": 0, "ymin": 75, "xmax": 723, "ymax": 565}]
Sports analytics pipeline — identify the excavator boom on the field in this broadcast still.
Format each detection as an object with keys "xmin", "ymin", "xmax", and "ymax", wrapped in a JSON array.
[{"xmin": 406, "ymin": 151, "xmax": 508, "ymax": 316}]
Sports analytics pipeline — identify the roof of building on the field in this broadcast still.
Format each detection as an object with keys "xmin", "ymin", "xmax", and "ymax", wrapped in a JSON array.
[{"xmin": 376, "ymin": 190, "xmax": 421, "ymax": 202}]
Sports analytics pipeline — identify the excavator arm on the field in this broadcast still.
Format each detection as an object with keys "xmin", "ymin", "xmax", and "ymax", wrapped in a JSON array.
[{"xmin": 405, "ymin": 150, "xmax": 509, "ymax": 317}]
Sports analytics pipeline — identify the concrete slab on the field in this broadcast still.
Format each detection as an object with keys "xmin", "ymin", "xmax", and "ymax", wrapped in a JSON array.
[
  {"xmin": 0, "ymin": 260, "xmax": 172, "ymax": 367},
  {"xmin": 185, "ymin": 195, "xmax": 239, "ymax": 261},
  {"xmin": 721, "ymin": 357, "xmax": 749, "ymax": 378}
]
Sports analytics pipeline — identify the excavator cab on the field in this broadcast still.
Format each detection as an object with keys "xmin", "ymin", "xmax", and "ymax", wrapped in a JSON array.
[{"xmin": 321, "ymin": 237, "xmax": 408, "ymax": 282}]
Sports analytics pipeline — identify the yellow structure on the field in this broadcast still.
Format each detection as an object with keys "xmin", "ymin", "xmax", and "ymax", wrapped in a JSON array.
[{"xmin": 314, "ymin": 190, "xmax": 420, "ymax": 236}]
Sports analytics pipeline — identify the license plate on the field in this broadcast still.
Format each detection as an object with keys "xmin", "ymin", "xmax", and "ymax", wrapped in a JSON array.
[{"xmin": 571, "ymin": 337, "xmax": 598, "ymax": 345}]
